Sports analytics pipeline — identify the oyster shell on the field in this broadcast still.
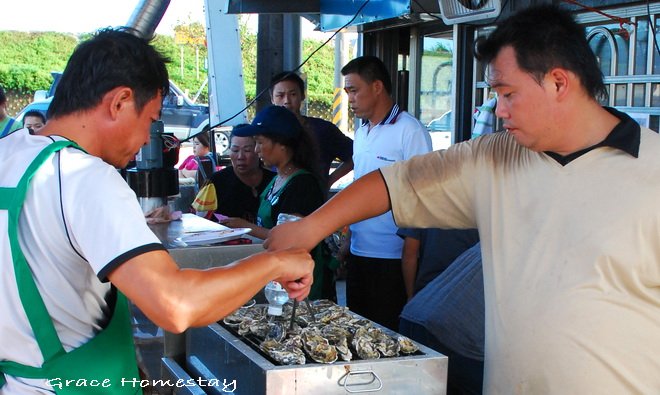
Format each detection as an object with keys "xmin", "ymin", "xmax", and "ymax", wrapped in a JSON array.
[
  {"xmin": 370, "ymin": 328, "xmax": 400, "ymax": 357},
  {"xmin": 226, "ymin": 299, "xmax": 421, "ymax": 365},
  {"xmin": 261, "ymin": 339, "xmax": 306, "ymax": 365},
  {"xmin": 222, "ymin": 311, "xmax": 245, "ymax": 327},
  {"xmin": 265, "ymin": 320, "xmax": 287, "ymax": 342},
  {"xmin": 301, "ymin": 328, "xmax": 338, "ymax": 364},
  {"xmin": 351, "ymin": 326, "xmax": 380, "ymax": 360},
  {"xmin": 397, "ymin": 336, "xmax": 419, "ymax": 354},
  {"xmin": 321, "ymin": 325, "xmax": 353, "ymax": 361}
]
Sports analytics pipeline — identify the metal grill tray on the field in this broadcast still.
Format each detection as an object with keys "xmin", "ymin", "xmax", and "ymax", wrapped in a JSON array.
[
  {"xmin": 187, "ymin": 320, "xmax": 448, "ymax": 394},
  {"xmin": 220, "ymin": 320, "xmax": 427, "ymax": 366}
]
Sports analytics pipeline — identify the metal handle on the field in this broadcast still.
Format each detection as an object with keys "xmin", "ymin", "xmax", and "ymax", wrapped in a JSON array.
[{"xmin": 338, "ymin": 370, "xmax": 383, "ymax": 393}]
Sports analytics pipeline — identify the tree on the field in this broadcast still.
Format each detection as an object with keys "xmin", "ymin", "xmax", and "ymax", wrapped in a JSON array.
[
  {"xmin": 0, "ymin": 31, "xmax": 78, "ymax": 91},
  {"xmin": 155, "ymin": 22, "xmax": 209, "ymax": 103},
  {"xmin": 0, "ymin": 25, "xmax": 337, "ymax": 111},
  {"xmin": 238, "ymin": 18, "xmax": 257, "ymax": 101}
]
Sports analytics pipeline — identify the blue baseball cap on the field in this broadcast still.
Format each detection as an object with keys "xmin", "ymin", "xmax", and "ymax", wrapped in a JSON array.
[{"xmin": 234, "ymin": 105, "xmax": 303, "ymax": 139}]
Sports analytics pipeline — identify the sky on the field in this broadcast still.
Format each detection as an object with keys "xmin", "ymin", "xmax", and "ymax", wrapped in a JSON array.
[
  {"xmin": 1, "ymin": 0, "xmax": 323, "ymax": 37},
  {"xmin": 2, "ymin": 0, "xmax": 208, "ymax": 35}
]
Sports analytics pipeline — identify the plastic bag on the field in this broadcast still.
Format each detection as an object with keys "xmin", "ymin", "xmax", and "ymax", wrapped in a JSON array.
[{"xmin": 191, "ymin": 182, "xmax": 217, "ymax": 212}]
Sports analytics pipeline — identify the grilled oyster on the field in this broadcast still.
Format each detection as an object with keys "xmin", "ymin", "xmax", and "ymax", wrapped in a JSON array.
[
  {"xmin": 310, "ymin": 299, "xmax": 336, "ymax": 310},
  {"xmin": 369, "ymin": 328, "xmax": 400, "ymax": 357},
  {"xmin": 246, "ymin": 319, "xmax": 271, "ymax": 339},
  {"xmin": 351, "ymin": 326, "xmax": 380, "ymax": 360},
  {"xmin": 265, "ymin": 320, "xmax": 287, "ymax": 342},
  {"xmin": 301, "ymin": 328, "xmax": 338, "ymax": 364},
  {"xmin": 283, "ymin": 333, "xmax": 303, "ymax": 349},
  {"xmin": 397, "ymin": 336, "xmax": 419, "ymax": 354},
  {"xmin": 321, "ymin": 325, "xmax": 353, "ymax": 361},
  {"xmin": 260, "ymin": 339, "xmax": 306, "ymax": 365},
  {"xmin": 237, "ymin": 318, "xmax": 254, "ymax": 336},
  {"xmin": 260, "ymin": 338, "xmax": 280, "ymax": 352},
  {"xmin": 317, "ymin": 306, "xmax": 349, "ymax": 324},
  {"xmin": 222, "ymin": 311, "xmax": 245, "ymax": 327}
]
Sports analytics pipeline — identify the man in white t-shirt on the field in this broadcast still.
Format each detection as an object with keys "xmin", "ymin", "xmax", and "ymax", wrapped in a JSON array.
[
  {"xmin": 0, "ymin": 28, "xmax": 313, "ymax": 394},
  {"xmin": 266, "ymin": 5, "xmax": 660, "ymax": 393},
  {"xmin": 339, "ymin": 56, "xmax": 431, "ymax": 331}
]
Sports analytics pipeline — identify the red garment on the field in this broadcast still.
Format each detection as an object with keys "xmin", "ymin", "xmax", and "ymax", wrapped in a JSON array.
[{"xmin": 178, "ymin": 155, "xmax": 198, "ymax": 170}]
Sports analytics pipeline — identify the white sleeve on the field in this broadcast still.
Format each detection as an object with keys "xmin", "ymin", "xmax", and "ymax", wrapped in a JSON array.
[
  {"xmin": 59, "ymin": 148, "xmax": 164, "ymax": 278},
  {"xmin": 401, "ymin": 115, "xmax": 433, "ymax": 159}
]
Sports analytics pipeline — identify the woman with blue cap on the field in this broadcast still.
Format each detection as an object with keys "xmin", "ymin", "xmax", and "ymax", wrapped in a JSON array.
[{"xmin": 221, "ymin": 105, "xmax": 336, "ymax": 300}]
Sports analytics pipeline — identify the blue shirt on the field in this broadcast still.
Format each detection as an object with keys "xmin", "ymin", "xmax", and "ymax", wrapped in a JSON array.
[
  {"xmin": 398, "ymin": 228, "xmax": 479, "ymax": 294},
  {"xmin": 400, "ymin": 242, "xmax": 484, "ymax": 360}
]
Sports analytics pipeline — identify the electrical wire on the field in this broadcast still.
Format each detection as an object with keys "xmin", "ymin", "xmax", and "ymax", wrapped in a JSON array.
[
  {"xmin": 161, "ymin": 134, "xmax": 179, "ymax": 150},
  {"xmin": 194, "ymin": 0, "xmax": 372, "ymax": 140},
  {"xmin": 561, "ymin": 0, "xmax": 637, "ymax": 39},
  {"xmin": 492, "ymin": 0, "xmax": 509, "ymax": 24},
  {"xmin": 197, "ymin": 0, "xmax": 656, "ymax": 144}
]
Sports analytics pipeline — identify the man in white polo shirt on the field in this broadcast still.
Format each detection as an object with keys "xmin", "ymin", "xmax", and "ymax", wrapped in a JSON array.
[{"xmin": 340, "ymin": 56, "xmax": 431, "ymax": 331}]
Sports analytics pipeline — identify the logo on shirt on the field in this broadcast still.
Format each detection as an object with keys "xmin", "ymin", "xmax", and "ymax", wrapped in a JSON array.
[{"xmin": 376, "ymin": 155, "xmax": 396, "ymax": 162}]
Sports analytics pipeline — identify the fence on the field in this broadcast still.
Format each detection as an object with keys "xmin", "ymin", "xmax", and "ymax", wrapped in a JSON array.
[{"xmin": 6, "ymin": 90, "xmax": 33, "ymax": 117}]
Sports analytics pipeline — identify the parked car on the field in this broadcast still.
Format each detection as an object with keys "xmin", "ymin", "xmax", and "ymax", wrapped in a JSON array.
[
  {"xmin": 16, "ymin": 72, "xmax": 231, "ymax": 155},
  {"xmin": 426, "ymin": 110, "xmax": 452, "ymax": 150}
]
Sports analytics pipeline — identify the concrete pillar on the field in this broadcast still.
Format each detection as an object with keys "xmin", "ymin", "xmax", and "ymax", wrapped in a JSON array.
[
  {"xmin": 256, "ymin": 14, "xmax": 302, "ymax": 113},
  {"xmin": 256, "ymin": 14, "xmax": 283, "ymax": 112}
]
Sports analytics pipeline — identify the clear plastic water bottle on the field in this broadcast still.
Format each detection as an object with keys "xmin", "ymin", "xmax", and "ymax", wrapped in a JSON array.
[{"xmin": 264, "ymin": 281, "xmax": 289, "ymax": 316}]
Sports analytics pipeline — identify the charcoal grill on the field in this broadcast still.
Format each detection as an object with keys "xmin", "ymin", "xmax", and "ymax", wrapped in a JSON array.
[{"xmin": 175, "ymin": 318, "xmax": 448, "ymax": 394}]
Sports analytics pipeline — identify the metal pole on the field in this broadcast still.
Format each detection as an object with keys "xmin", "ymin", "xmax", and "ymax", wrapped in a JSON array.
[{"xmin": 283, "ymin": 14, "xmax": 302, "ymax": 72}]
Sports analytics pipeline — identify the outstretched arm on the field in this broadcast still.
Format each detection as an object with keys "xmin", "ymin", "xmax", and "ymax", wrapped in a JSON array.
[
  {"xmin": 108, "ymin": 248, "xmax": 314, "ymax": 334},
  {"xmin": 401, "ymin": 236, "xmax": 420, "ymax": 301},
  {"xmin": 265, "ymin": 170, "xmax": 390, "ymax": 252},
  {"xmin": 220, "ymin": 217, "xmax": 269, "ymax": 240}
]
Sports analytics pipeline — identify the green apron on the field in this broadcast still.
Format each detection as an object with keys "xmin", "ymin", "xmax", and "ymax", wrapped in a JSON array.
[
  {"xmin": 257, "ymin": 170, "xmax": 337, "ymax": 300},
  {"xmin": 0, "ymin": 141, "xmax": 141, "ymax": 394},
  {"xmin": 256, "ymin": 169, "xmax": 310, "ymax": 229}
]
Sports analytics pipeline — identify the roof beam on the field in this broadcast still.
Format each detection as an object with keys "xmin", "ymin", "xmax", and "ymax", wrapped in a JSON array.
[{"xmin": 226, "ymin": 0, "xmax": 320, "ymax": 14}]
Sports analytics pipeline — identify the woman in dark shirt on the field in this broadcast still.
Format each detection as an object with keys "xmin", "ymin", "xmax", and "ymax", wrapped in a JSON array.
[
  {"xmin": 221, "ymin": 106, "xmax": 334, "ymax": 300},
  {"xmin": 209, "ymin": 127, "xmax": 275, "ymax": 223}
]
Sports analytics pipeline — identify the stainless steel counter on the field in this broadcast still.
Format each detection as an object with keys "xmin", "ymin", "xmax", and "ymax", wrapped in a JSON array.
[{"xmin": 148, "ymin": 213, "xmax": 262, "ymax": 250}]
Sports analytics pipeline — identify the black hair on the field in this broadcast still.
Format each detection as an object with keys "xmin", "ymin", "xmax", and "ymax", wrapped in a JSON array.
[
  {"xmin": 23, "ymin": 110, "xmax": 46, "ymax": 123},
  {"xmin": 48, "ymin": 27, "xmax": 170, "ymax": 119},
  {"xmin": 0, "ymin": 84, "xmax": 6, "ymax": 106},
  {"xmin": 263, "ymin": 127, "xmax": 321, "ymax": 180},
  {"xmin": 230, "ymin": 123, "xmax": 251, "ymax": 142},
  {"xmin": 341, "ymin": 56, "xmax": 392, "ymax": 94},
  {"xmin": 195, "ymin": 131, "xmax": 211, "ymax": 148},
  {"xmin": 475, "ymin": 4, "xmax": 606, "ymax": 101},
  {"xmin": 269, "ymin": 71, "xmax": 306, "ymax": 99}
]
